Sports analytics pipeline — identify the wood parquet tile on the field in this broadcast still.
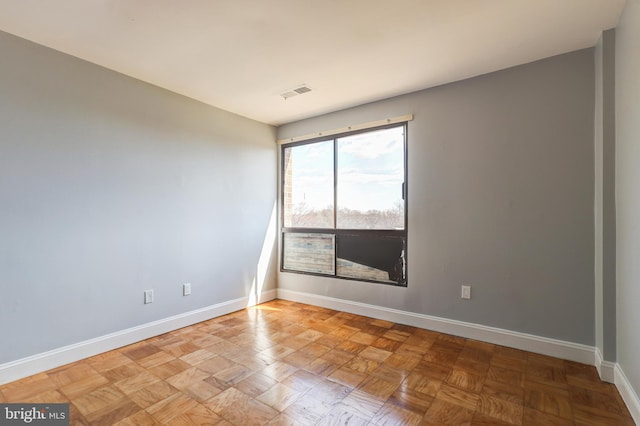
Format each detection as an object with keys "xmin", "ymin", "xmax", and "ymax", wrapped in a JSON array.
[{"xmin": 0, "ymin": 299, "xmax": 635, "ymax": 425}]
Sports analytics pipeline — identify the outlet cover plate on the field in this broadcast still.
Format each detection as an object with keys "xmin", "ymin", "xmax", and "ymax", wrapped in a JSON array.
[{"xmin": 461, "ymin": 285, "xmax": 471, "ymax": 300}]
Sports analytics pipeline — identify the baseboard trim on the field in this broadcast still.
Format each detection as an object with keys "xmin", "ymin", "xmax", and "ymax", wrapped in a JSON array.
[
  {"xmin": 277, "ymin": 289, "xmax": 594, "ymax": 365},
  {"xmin": 254, "ymin": 289, "xmax": 278, "ymax": 305},
  {"xmin": 615, "ymin": 364, "xmax": 640, "ymax": 424},
  {"xmin": 0, "ymin": 289, "xmax": 277, "ymax": 385},
  {"xmin": 594, "ymin": 348, "xmax": 616, "ymax": 383},
  {"xmin": 280, "ymin": 289, "xmax": 640, "ymax": 421}
]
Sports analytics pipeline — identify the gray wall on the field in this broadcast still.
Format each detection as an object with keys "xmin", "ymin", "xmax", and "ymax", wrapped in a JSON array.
[
  {"xmin": 594, "ymin": 29, "xmax": 617, "ymax": 362},
  {"xmin": 0, "ymin": 31, "xmax": 277, "ymax": 363},
  {"xmin": 615, "ymin": 0, "xmax": 640, "ymax": 397},
  {"xmin": 278, "ymin": 49, "xmax": 595, "ymax": 345}
]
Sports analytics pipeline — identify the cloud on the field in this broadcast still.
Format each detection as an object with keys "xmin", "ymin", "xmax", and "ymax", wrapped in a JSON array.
[
  {"xmin": 339, "ymin": 167, "xmax": 403, "ymax": 185},
  {"xmin": 293, "ymin": 174, "xmax": 332, "ymax": 186},
  {"xmin": 338, "ymin": 127, "xmax": 403, "ymax": 160}
]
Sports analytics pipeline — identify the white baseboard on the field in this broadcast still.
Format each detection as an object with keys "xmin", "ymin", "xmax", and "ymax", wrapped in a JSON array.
[
  {"xmin": 277, "ymin": 289, "xmax": 640, "ymax": 420},
  {"xmin": 4, "ymin": 286, "xmax": 638, "ymax": 425},
  {"xmin": 277, "ymin": 289, "xmax": 595, "ymax": 365},
  {"xmin": 0, "ymin": 289, "xmax": 277, "ymax": 385},
  {"xmin": 594, "ymin": 348, "xmax": 616, "ymax": 383},
  {"xmin": 252, "ymin": 288, "xmax": 278, "ymax": 305},
  {"xmin": 615, "ymin": 364, "xmax": 640, "ymax": 424}
]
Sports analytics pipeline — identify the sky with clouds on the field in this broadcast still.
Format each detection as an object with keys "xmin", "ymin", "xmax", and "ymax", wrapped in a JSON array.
[{"xmin": 286, "ymin": 126, "xmax": 405, "ymax": 213}]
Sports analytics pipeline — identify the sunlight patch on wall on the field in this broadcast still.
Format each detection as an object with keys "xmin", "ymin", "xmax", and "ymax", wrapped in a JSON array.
[{"xmin": 248, "ymin": 203, "xmax": 277, "ymax": 306}]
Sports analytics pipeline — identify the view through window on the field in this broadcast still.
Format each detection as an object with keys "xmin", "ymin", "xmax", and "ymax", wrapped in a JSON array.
[{"xmin": 281, "ymin": 124, "xmax": 407, "ymax": 286}]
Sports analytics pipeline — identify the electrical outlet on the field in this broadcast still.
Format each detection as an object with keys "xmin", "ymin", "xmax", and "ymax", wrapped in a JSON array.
[
  {"xmin": 461, "ymin": 285, "xmax": 471, "ymax": 300},
  {"xmin": 183, "ymin": 283, "xmax": 191, "ymax": 296},
  {"xmin": 144, "ymin": 290, "xmax": 154, "ymax": 304}
]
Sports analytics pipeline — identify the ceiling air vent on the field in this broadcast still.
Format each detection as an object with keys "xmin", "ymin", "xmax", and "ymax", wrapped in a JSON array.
[
  {"xmin": 294, "ymin": 86, "xmax": 311, "ymax": 94},
  {"xmin": 281, "ymin": 84, "xmax": 312, "ymax": 100}
]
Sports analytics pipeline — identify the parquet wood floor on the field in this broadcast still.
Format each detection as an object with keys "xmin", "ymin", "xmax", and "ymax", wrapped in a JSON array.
[{"xmin": 0, "ymin": 299, "xmax": 634, "ymax": 425}]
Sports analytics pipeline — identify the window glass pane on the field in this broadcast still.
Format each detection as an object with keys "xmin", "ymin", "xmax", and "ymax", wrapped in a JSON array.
[
  {"xmin": 283, "ymin": 141, "xmax": 334, "ymax": 228},
  {"xmin": 283, "ymin": 233, "xmax": 335, "ymax": 275},
  {"xmin": 336, "ymin": 234, "xmax": 406, "ymax": 286},
  {"xmin": 337, "ymin": 126, "xmax": 405, "ymax": 229}
]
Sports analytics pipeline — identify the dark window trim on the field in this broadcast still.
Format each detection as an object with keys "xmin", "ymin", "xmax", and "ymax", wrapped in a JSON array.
[{"xmin": 280, "ymin": 122, "xmax": 408, "ymax": 287}]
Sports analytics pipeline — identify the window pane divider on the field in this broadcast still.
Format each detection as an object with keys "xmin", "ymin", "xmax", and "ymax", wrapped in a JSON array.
[
  {"xmin": 283, "ymin": 228, "xmax": 405, "ymax": 236},
  {"xmin": 281, "ymin": 122, "xmax": 408, "ymax": 286}
]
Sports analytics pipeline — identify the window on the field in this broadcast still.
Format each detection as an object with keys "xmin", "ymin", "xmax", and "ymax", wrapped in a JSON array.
[{"xmin": 281, "ymin": 123, "xmax": 407, "ymax": 286}]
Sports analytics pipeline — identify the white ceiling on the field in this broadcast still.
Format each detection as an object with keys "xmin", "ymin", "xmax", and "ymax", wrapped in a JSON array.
[{"xmin": 0, "ymin": 0, "xmax": 627, "ymax": 126}]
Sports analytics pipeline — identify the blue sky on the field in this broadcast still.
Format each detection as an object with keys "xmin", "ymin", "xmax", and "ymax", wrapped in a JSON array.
[{"xmin": 287, "ymin": 126, "xmax": 405, "ymax": 212}]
